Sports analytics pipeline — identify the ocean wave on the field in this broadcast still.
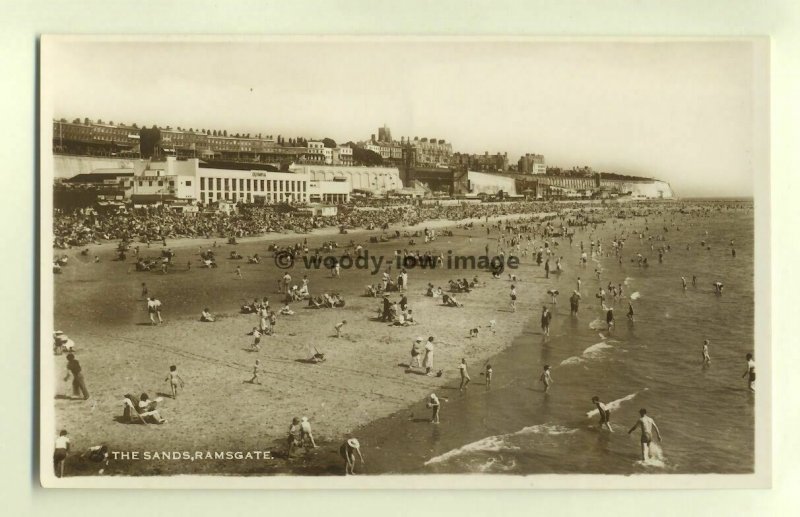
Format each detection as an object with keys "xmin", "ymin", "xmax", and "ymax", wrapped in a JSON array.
[
  {"xmin": 424, "ymin": 435, "xmax": 519, "ymax": 466},
  {"xmin": 589, "ymin": 319, "xmax": 607, "ymax": 330},
  {"xmin": 560, "ymin": 341, "xmax": 617, "ymax": 366},
  {"xmin": 424, "ymin": 424, "xmax": 577, "ymax": 466}
]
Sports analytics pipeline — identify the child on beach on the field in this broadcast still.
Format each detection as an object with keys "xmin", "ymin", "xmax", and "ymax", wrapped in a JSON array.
[
  {"xmin": 335, "ymin": 320, "xmax": 347, "ymax": 338},
  {"xmin": 248, "ymin": 359, "xmax": 261, "ymax": 384},
  {"xmin": 164, "ymin": 365, "xmax": 185, "ymax": 398},
  {"xmin": 484, "ymin": 364, "xmax": 493, "ymax": 388},
  {"xmin": 540, "ymin": 365, "xmax": 553, "ymax": 393},
  {"xmin": 250, "ymin": 327, "xmax": 262, "ymax": 352}
]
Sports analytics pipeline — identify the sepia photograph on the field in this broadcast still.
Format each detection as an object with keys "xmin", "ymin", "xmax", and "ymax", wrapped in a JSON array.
[{"xmin": 39, "ymin": 36, "xmax": 770, "ymax": 488}]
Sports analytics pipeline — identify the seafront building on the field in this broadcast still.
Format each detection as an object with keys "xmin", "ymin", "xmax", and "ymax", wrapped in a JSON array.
[{"xmin": 517, "ymin": 153, "xmax": 546, "ymax": 175}]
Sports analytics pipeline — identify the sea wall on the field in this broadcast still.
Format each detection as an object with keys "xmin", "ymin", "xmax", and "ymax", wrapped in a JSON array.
[{"xmin": 53, "ymin": 155, "xmax": 138, "ymax": 179}]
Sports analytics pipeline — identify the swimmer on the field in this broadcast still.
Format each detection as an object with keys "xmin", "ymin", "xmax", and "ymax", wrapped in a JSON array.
[
  {"xmin": 627, "ymin": 408, "xmax": 662, "ymax": 462},
  {"xmin": 540, "ymin": 364, "xmax": 552, "ymax": 393},
  {"xmin": 591, "ymin": 396, "xmax": 614, "ymax": 432},
  {"xmin": 742, "ymin": 353, "xmax": 755, "ymax": 392}
]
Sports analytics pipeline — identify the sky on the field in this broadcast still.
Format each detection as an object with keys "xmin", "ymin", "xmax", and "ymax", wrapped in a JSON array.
[{"xmin": 43, "ymin": 38, "xmax": 764, "ymax": 197}]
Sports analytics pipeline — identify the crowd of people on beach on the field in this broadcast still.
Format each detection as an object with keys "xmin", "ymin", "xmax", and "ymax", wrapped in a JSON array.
[{"xmin": 53, "ymin": 198, "xmax": 756, "ymax": 475}]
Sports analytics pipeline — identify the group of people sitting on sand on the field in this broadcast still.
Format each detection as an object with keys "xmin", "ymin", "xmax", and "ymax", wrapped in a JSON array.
[
  {"xmin": 308, "ymin": 293, "xmax": 346, "ymax": 309},
  {"xmin": 285, "ymin": 283, "xmax": 311, "ymax": 302},
  {"xmin": 448, "ymin": 277, "xmax": 481, "ymax": 293}
]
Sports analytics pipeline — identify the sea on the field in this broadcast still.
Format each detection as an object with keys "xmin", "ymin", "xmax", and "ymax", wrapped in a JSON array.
[{"xmin": 339, "ymin": 203, "xmax": 755, "ymax": 475}]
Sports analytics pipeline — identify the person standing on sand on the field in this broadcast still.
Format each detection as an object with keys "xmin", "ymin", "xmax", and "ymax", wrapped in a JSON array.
[
  {"xmin": 340, "ymin": 438, "xmax": 364, "ymax": 475},
  {"xmin": 628, "ymin": 408, "xmax": 662, "ymax": 462},
  {"xmin": 409, "ymin": 338, "xmax": 422, "ymax": 369},
  {"xmin": 702, "ymin": 340, "xmax": 711, "ymax": 366},
  {"xmin": 484, "ymin": 363, "xmax": 493, "ymax": 388},
  {"xmin": 458, "ymin": 358, "xmax": 471, "ymax": 391},
  {"xmin": 743, "ymin": 353, "xmax": 755, "ymax": 392},
  {"xmin": 541, "ymin": 306, "xmax": 552, "ymax": 336},
  {"xmin": 53, "ymin": 430, "xmax": 70, "ymax": 478},
  {"xmin": 627, "ymin": 302, "xmax": 635, "ymax": 323},
  {"xmin": 540, "ymin": 365, "xmax": 553, "ymax": 393},
  {"xmin": 423, "ymin": 337, "xmax": 435, "ymax": 376}
]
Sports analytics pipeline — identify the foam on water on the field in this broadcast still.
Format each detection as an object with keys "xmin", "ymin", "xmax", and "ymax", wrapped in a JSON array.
[
  {"xmin": 635, "ymin": 442, "xmax": 667, "ymax": 469},
  {"xmin": 624, "ymin": 277, "xmax": 634, "ymax": 286},
  {"xmin": 630, "ymin": 291, "xmax": 641, "ymax": 300},
  {"xmin": 585, "ymin": 391, "xmax": 641, "ymax": 418},
  {"xmin": 589, "ymin": 319, "xmax": 606, "ymax": 330},
  {"xmin": 561, "ymin": 341, "xmax": 617, "ymax": 366},
  {"xmin": 583, "ymin": 341, "xmax": 614, "ymax": 357},
  {"xmin": 425, "ymin": 424, "xmax": 576, "ymax": 466},
  {"xmin": 424, "ymin": 434, "xmax": 518, "ymax": 466}
]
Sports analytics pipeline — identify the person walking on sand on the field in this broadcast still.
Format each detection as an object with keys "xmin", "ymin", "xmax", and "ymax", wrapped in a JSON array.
[
  {"xmin": 340, "ymin": 438, "xmax": 364, "ymax": 475},
  {"xmin": 702, "ymin": 340, "xmax": 711, "ymax": 366},
  {"xmin": 458, "ymin": 358, "xmax": 471, "ymax": 391},
  {"xmin": 147, "ymin": 297, "xmax": 162, "ymax": 325},
  {"xmin": 627, "ymin": 301, "xmax": 635, "ymax": 323},
  {"xmin": 164, "ymin": 365, "xmax": 185, "ymax": 398},
  {"xmin": 409, "ymin": 337, "xmax": 423, "ymax": 369},
  {"xmin": 592, "ymin": 396, "xmax": 614, "ymax": 432},
  {"xmin": 423, "ymin": 337, "xmax": 435, "ymax": 376},
  {"xmin": 540, "ymin": 365, "xmax": 553, "ymax": 393},
  {"xmin": 64, "ymin": 353, "xmax": 89, "ymax": 400},
  {"xmin": 236, "ymin": 266, "xmax": 243, "ymax": 279},
  {"xmin": 247, "ymin": 359, "xmax": 262, "ymax": 385},
  {"xmin": 743, "ymin": 353, "xmax": 755, "ymax": 392},
  {"xmin": 628, "ymin": 408, "xmax": 663, "ymax": 462},
  {"xmin": 428, "ymin": 393, "xmax": 441, "ymax": 423}
]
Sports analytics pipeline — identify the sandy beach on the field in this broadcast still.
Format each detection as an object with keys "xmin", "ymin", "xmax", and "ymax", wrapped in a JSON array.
[{"xmin": 52, "ymin": 210, "xmax": 579, "ymax": 476}]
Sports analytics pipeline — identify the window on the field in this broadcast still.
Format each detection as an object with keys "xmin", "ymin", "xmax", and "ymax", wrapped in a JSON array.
[
  {"xmin": 260, "ymin": 180, "xmax": 264, "ymax": 191},
  {"xmin": 246, "ymin": 179, "xmax": 251, "ymax": 191},
  {"xmin": 148, "ymin": 181, "xmax": 153, "ymax": 187},
  {"xmin": 200, "ymin": 177, "xmax": 205, "ymax": 190},
  {"xmin": 200, "ymin": 192, "xmax": 205, "ymax": 203},
  {"xmin": 239, "ymin": 179, "xmax": 244, "ymax": 190},
  {"xmin": 168, "ymin": 181, "xmax": 174, "ymax": 186},
  {"xmin": 216, "ymin": 178, "xmax": 221, "ymax": 190},
  {"xmin": 158, "ymin": 181, "xmax": 164, "ymax": 186},
  {"xmin": 185, "ymin": 180, "xmax": 191, "ymax": 187},
  {"xmin": 138, "ymin": 181, "xmax": 143, "ymax": 187},
  {"xmin": 224, "ymin": 179, "xmax": 229, "ymax": 191}
]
